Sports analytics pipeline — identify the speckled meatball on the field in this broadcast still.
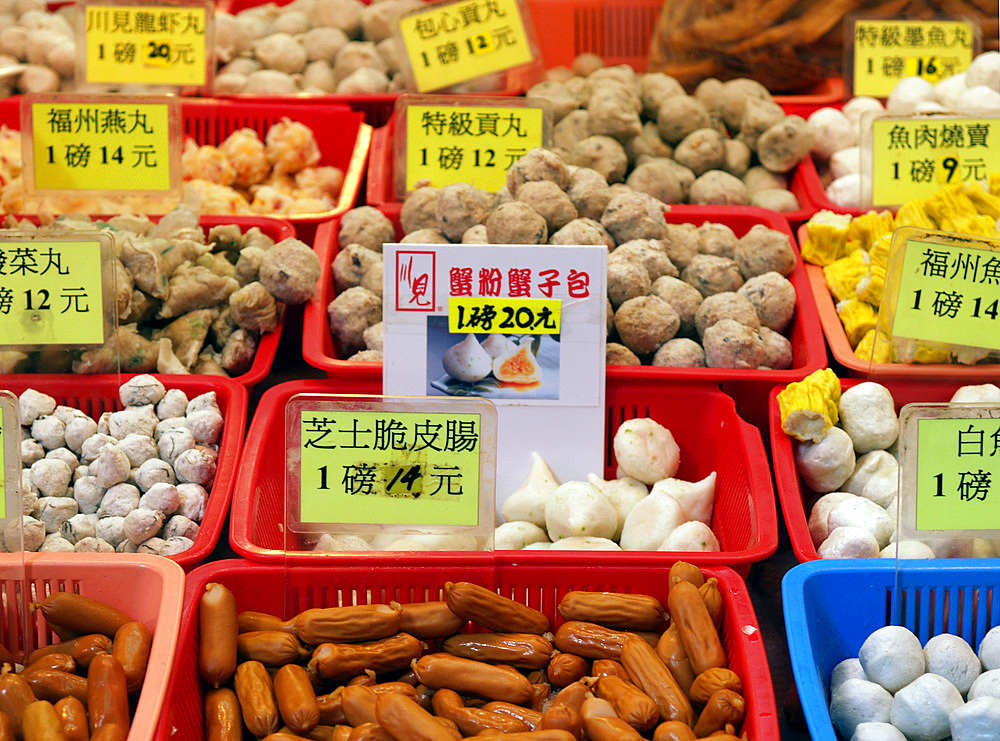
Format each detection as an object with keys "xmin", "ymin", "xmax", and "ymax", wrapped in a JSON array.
[
  {"xmin": 716, "ymin": 78, "xmax": 773, "ymax": 131},
  {"xmin": 626, "ymin": 123, "xmax": 674, "ymax": 162},
  {"xmin": 703, "ymin": 319, "xmax": 764, "ymax": 368},
  {"xmin": 694, "ymin": 291, "xmax": 761, "ymax": 338},
  {"xmin": 697, "ymin": 222, "xmax": 738, "ymax": 258},
  {"xmin": 550, "ymin": 218, "xmax": 616, "ymax": 249},
  {"xmin": 587, "ymin": 88, "xmax": 642, "ymax": 141},
  {"xmin": 527, "ymin": 80, "xmax": 579, "ymax": 122},
  {"xmin": 736, "ymin": 97, "xmax": 785, "ymax": 150},
  {"xmin": 737, "ymin": 271, "xmax": 797, "ymax": 332},
  {"xmin": 516, "ymin": 180, "xmax": 578, "ymax": 233},
  {"xmin": 259, "ymin": 238, "xmax": 321, "ymax": 304},
  {"xmin": 614, "ymin": 295, "xmax": 679, "ymax": 356},
  {"xmin": 552, "ymin": 109, "xmax": 590, "ymax": 152},
  {"xmin": 650, "ymin": 275, "xmax": 703, "ymax": 335},
  {"xmin": 673, "ymin": 128, "xmax": 726, "ymax": 176},
  {"xmin": 332, "ymin": 244, "xmax": 382, "ymax": 291},
  {"xmin": 760, "ymin": 326, "xmax": 793, "ymax": 369},
  {"xmin": 625, "ymin": 159, "xmax": 685, "ymax": 204},
  {"xmin": 743, "ymin": 166, "xmax": 787, "ymax": 194},
  {"xmin": 757, "ymin": 115, "xmax": 814, "ymax": 173},
  {"xmin": 657, "ymin": 95, "xmax": 711, "ymax": 144},
  {"xmin": 435, "ymin": 183, "xmax": 492, "ymax": 242},
  {"xmin": 607, "ymin": 342, "xmax": 641, "ymax": 365},
  {"xmin": 569, "ymin": 136, "xmax": 628, "ymax": 184},
  {"xmin": 338, "ymin": 206, "xmax": 395, "ymax": 252},
  {"xmin": 400, "ymin": 186, "xmax": 440, "ymax": 233},
  {"xmin": 750, "ymin": 189, "xmax": 800, "ymax": 212},
  {"xmin": 613, "ymin": 240, "xmax": 678, "ymax": 282},
  {"xmin": 734, "ymin": 224, "xmax": 796, "ymax": 278},
  {"xmin": 682, "ymin": 254, "xmax": 745, "ymax": 297},
  {"xmin": 399, "ymin": 228, "xmax": 449, "ymax": 244},
  {"xmin": 601, "ymin": 191, "xmax": 668, "ymax": 243},
  {"xmin": 607, "ymin": 255, "xmax": 651, "ymax": 308},
  {"xmin": 688, "ymin": 170, "xmax": 750, "ymax": 205},
  {"xmin": 462, "ymin": 225, "xmax": 488, "ymax": 243},
  {"xmin": 485, "ymin": 201, "xmax": 548, "ymax": 245},
  {"xmin": 639, "ymin": 72, "xmax": 685, "ymax": 119},
  {"xmin": 506, "ymin": 147, "xmax": 571, "ymax": 194},
  {"xmin": 660, "ymin": 223, "xmax": 701, "ymax": 270},
  {"xmin": 328, "ymin": 286, "xmax": 382, "ymax": 356},
  {"xmin": 567, "ymin": 167, "xmax": 612, "ymax": 220},
  {"xmin": 652, "ymin": 338, "xmax": 706, "ymax": 367},
  {"xmin": 723, "ymin": 139, "xmax": 752, "ymax": 178}
]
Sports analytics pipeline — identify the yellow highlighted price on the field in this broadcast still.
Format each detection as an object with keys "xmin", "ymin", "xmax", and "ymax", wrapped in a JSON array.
[{"xmin": 449, "ymin": 296, "xmax": 561, "ymax": 334}]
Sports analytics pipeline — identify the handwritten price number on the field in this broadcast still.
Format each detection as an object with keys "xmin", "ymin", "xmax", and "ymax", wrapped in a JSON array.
[
  {"xmin": 313, "ymin": 463, "xmax": 424, "ymax": 496},
  {"xmin": 455, "ymin": 303, "xmax": 557, "ymax": 332},
  {"xmin": 912, "ymin": 290, "xmax": 999, "ymax": 319}
]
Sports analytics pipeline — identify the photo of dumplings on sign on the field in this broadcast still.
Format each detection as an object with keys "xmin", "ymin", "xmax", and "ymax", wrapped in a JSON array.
[{"xmin": 427, "ymin": 318, "xmax": 560, "ymax": 400}]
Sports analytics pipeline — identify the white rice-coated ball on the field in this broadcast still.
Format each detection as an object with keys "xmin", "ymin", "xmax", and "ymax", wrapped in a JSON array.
[
  {"xmin": 819, "ymin": 526, "xmax": 879, "ymax": 559},
  {"xmin": 95, "ymin": 516, "xmax": 126, "ymax": 548},
  {"xmin": 163, "ymin": 514, "xmax": 199, "ymax": 541},
  {"xmin": 116, "ymin": 433, "xmax": 158, "ymax": 468},
  {"xmin": 108, "ymin": 405, "xmax": 158, "ymax": 439},
  {"xmin": 156, "ymin": 389, "xmax": 188, "ymax": 420},
  {"xmin": 950, "ymin": 383, "xmax": 1000, "ymax": 404},
  {"xmin": 6, "ymin": 515, "xmax": 45, "ymax": 552},
  {"xmin": 97, "ymin": 483, "xmax": 140, "ymax": 518},
  {"xmin": 826, "ymin": 174, "xmax": 863, "ymax": 210},
  {"xmin": 51, "ymin": 406, "xmax": 86, "ymax": 425},
  {"xmin": 914, "ymin": 100, "xmax": 945, "ymax": 113},
  {"xmin": 139, "ymin": 482, "xmax": 180, "ymax": 515},
  {"xmin": 136, "ymin": 536, "xmax": 165, "ymax": 555},
  {"xmin": 116, "ymin": 539, "xmax": 139, "ymax": 553},
  {"xmin": 659, "ymin": 520, "xmax": 720, "ymax": 551},
  {"xmin": 950, "ymin": 696, "xmax": 1000, "ymax": 741},
  {"xmin": 830, "ymin": 677, "xmax": 893, "ymax": 738},
  {"xmin": 586, "ymin": 474, "xmax": 648, "ymax": 541},
  {"xmin": 73, "ymin": 476, "xmax": 104, "ymax": 515},
  {"xmin": 401, "ymin": 533, "xmax": 478, "ymax": 551},
  {"xmin": 886, "ymin": 76, "xmax": 937, "ymax": 114},
  {"xmin": 18, "ymin": 389, "xmax": 56, "ymax": 424},
  {"xmin": 73, "ymin": 465, "xmax": 89, "ymax": 482},
  {"xmin": 174, "ymin": 448, "xmax": 217, "ymax": 487},
  {"xmin": 80, "ymin": 433, "xmax": 117, "ymax": 464},
  {"xmin": 155, "ymin": 418, "xmax": 187, "ymax": 440},
  {"xmin": 185, "ymin": 409, "xmax": 224, "ymax": 445},
  {"xmin": 74, "ymin": 536, "xmax": 114, "ymax": 553},
  {"xmin": 829, "ymin": 146, "xmax": 862, "ymax": 180},
  {"xmin": 133, "ymin": 458, "xmax": 176, "ymax": 491},
  {"xmin": 795, "ymin": 426, "xmax": 856, "ymax": 493},
  {"xmin": 312, "ymin": 533, "xmax": 371, "ymax": 551},
  {"xmin": 808, "ymin": 107, "xmax": 856, "ymax": 159},
  {"xmin": 860, "ymin": 468, "xmax": 897, "ymax": 510},
  {"xmin": 63, "ymin": 416, "xmax": 98, "ymax": 454},
  {"xmin": 97, "ymin": 412, "xmax": 111, "ymax": 436},
  {"xmin": 890, "ymin": 673, "xmax": 963, "ymax": 741},
  {"xmin": 119, "ymin": 374, "xmax": 166, "ymax": 407},
  {"xmin": 955, "ymin": 84, "xmax": 1000, "ymax": 112},
  {"xmin": 20, "ymin": 470, "xmax": 38, "ymax": 515},
  {"xmin": 45, "ymin": 448, "xmax": 78, "ymax": 474},
  {"xmin": 176, "ymin": 483, "xmax": 207, "ymax": 521},
  {"xmin": 880, "ymin": 540, "xmax": 935, "ymax": 559},
  {"xmin": 31, "ymin": 415, "xmax": 66, "ymax": 450},
  {"xmin": 850, "ymin": 722, "xmax": 906, "ymax": 741},
  {"xmin": 39, "ymin": 534, "xmax": 75, "ymax": 553},
  {"xmin": 969, "ymin": 668, "xmax": 1000, "ymax": 700},
  {"xmin": 160, "ymin": 536, "xmax": 195, "ymax": 556},
  {"xmin": 20, "ymin": 439, "xmax": 44, "ymax": 466},
  {"xmin": 158, "ymin": 427, "xmax": 196, "ymax": 466},
  {"xmin": 978, "ymin": 625, "xmax": 1000, "ymax": 670},
  {"xmin": 923, "ymin": 632, "xmax": 980, "ymax": 695},
  {"xmin": 29, "ymin": 458, "xmax": 72, "ymax": 497},
  {"xmin": 620, "ymin": 490, "xmax": 685, "ymax": 550},
  {"xmin": 544, "ymin": 480, "xmax": 617, "ymax": 541},
  {"xmin": 35, "ymin": 496, "xmax": 78, "ymax": 534},
  {"xmin": 839, "ymin": 382, "xmax": 898, "ymax": 453},
  {"xmin": 381, "ymin": 539, "xmax": 429, "ymax": 551},
  {"xmin": 549, "ymin": 536, "xmax": 621, "ymax": 550},
  {"xmin": 844, "ymin": 451, "xmax": 897, "ymax": 497},
  {"xmin": 187, "ymin": 391, "xmax": 220, "ymax": 415},
  {"xmin": 123, "ymin": 508, "xmax": 165, "ymax": 545},
  {"xmin": 860, "ymin": 625, "xmax": 926, "ymax": 693},
  {"xmin": 494, "ymin": 521, "xmax": 549, "ymax": 550},
  {"xmin": 965, "ymin": 51, "xmax": 1000, "ymax": 92},
  {"xmin": 809, "ymin": 491, "xmax": 855, "ymax": 546},
  {"xmin": 60, "ymin": 513, "xmax": 96, "ymax": 544},
  {"xmin": 832, "ymin": 658, "xmax": 868, "ymax": 692},
  {"xmin": 612, "ymin": 417, "xmax": 680, "ymax": 484}
]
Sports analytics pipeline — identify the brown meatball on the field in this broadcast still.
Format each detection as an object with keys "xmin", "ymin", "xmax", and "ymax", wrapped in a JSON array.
[
  {"xmin": 516, "ymin": 180, "xmax": 578, "ymax": 233},
  {"xmin": 652, "ymin": 338, "xmax": 705, "ymax": 367},
  {"xmin": 259, "ymin": 237, "xmax": 320, "ymax": 304},
  {"xmin": 734, "ymin": 224, "xmax": 796, "ymax": 278},
  {"xmin": 327, "ymin": 286, "xmax": 382, "ymax": 356},
  {"xmin": 723, "ymin": 139, "xmax": 752, "ymax": 178},
  {"xmin": 570, "ymin": 135, "xmax": 628, "ymax": 183},
  {"xmin": 332, "ymin": 243, "xmax": 382, "ymax": 291},
  {"xmin": 601, "ymin": 191, "xmax": 668, "ymax": 243},
  {"xmin": 607, "ymin": 254, "xmax": 651, "ymax": 308},
  {"xmin": 485, "ymin": 201, "xmax": 548, "ymax": 245},
  {"xmin": 400, "ymin": 186, "xmax": 440, "ymax": 233},
  {"xmin": 738, "ymin": 271, "xmax": 797, "ymax": 332},
  {"xmin": 756, "ymin": 115, "xmax": 814, "ymax": 173},
  {"xmin": 703, "ymin": 319, "xmax": 764, "ymax": 368},
  {"xmin": 760, "ymin": 326, "xmax": 793, "ymax": 369},
  {"xmin": 639, "ymin": 72, "xmax": 685, "ymax": 119},
  {"xmin": 527, "ymin": 80, "xmax": 579, "ymax": 122},
  {"xmin": 716, "ymin": 77, "xmax": 773, "ymax": 131},
  {"xmin": 587, "ymin": 89, "xmax": 642, "ymax": 141},
  {"xmin": 736, "ymin": 97, "xmax": 785, "ymax": 151},
  {"xmin": 614, "ymin": 295, "xmax": 679, "ymax": 356},
  {"xmin": 673, "ymin": 128, "xmax": 726, "ymax": 176},
  {"xmin": 607, "ymin": 342, "xmax": 641, "ymax": 365},
  {"xmin": 567, "ymin": 167, "xmax": 612, "ymax": 220},
  {"xmin": 550, "ymin": 218, "xmax": 616, "ymax": 249},
  {"xmin": 506, "ymin": 147, "xmax": 571, "ymax": 194},
  {"xmin": 435, "ymin": 182, "xmax": 492, "ymax": 241},
  {"xmin": 626, "ymin": 123, "xmax": 674, "ymax": 163},
  {"xmin": 750, "ymin": 189, "xmax": 800, "ymax": 212},
  {"xmin": 697, "ymin": 222, "xmax": 738, "ymax": 259},
  {"xmin": 660, "ymin": 223, "xmax": 701, "ymax": 270},
  {"xmin": 553, "ymin": 109, "xmax": 591, "ymax": 151},
  {"xmin": 338, "ymin": 206, "xmax": 394, "ymax": 252},
  {"xmin": 625, "ymin": 159, "xmax": 685, "ymax": 204},
  {"xmin": 657, "ymin": 95, "xmax": 711, "ymax": 144},
  {"xmin": 682, "ymin": 254, "xmax": 745, "ymax": 297},
  {"xmin": 688, "ymin": 170, "xmax": 750, "ymax": 205},
  {"xmin": 694, "ymin": 291, "xmax": 761, "ymax": 338},
  {"xmin": 650, "ymin": 275, "xmax": 702, "ymax": 336},
  {"xmin": 462, "ymin": 224, "xmax": 488, "ymax": 243},
  {"xmin": 613, "ymin": 239, "xmax": 678, "ymax": 282},
  {"xmin": 399, "ymin": 228, "xmax": 449, "ymax": 243}
]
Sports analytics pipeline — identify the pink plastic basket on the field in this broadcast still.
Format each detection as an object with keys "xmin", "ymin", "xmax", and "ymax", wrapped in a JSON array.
[
  {"xmin": 229, "ymin": 377, "xmax": 778, "ymax": 574},
  {"xmin": 0, "ymin": 374, "xmax": 246, "ymax": 570},
  {"xmin": 769, "ymin": 377, "xmax": 972, "ymax": 563},
  {"xmin": 1, "ymin": 552, "xmax": 184, "ymax": 741},
  {"xmin": 155, "ymin": 558, "xmax": 779, "ymax": 740}
]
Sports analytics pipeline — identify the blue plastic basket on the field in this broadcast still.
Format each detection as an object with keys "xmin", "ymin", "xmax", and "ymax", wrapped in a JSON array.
[{"xmin": 783, "ymin": 558, "xmax": 1000, "ymax": 740}]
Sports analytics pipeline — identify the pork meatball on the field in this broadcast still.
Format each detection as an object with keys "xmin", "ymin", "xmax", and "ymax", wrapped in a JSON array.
[
  {"xmin": 703, "ymin": 319, "xmax": 764, "ymax": 368},
  {"xmin": 760, "ymin": 326, "xmax": 793, "ymax": 369},
  {"xmin": 694, "ymin": 291, "xmax": 761, "ymax": 338},
  {"xmin": 607, "ymin": 342, "xmax": 641, "ymax": 365},
  {"xmin": 400, "ymin": 186, "xmax": 440, "ymax": 233},
  {"xmin": 652, "ymin": 338, "xmax": 706, "ymax": 367},
  {"xmin": 673, "ymin": 128, "xmax": 726, "ymax": 176},
  {"xmin": 569, "ymin": 136, "xmax": 628, "ymax": 183},
  {"xmin": 567, "ymin": 167, "xmax": 613, "ymax": 220},
  {"xmin": 657, "ymin": 95, "xmax": 711, "ymax": 144},
  {"xmin": 688, "ymin": 170, "xmax": 750, "ymax": 205},
  {"xmin": 485, "ymin": 201, "xmax": 547, "ymax": 245},
  {"xmin": 613, "ymin": 240, "xmax": 678, "ymax": 282},
  {"xmin": 737, "ymin": 271, "xmax": 797, "ymax": 332},
  {"xmin": 734, "ymin": 224, "xmax": 796, "ymax": 278},
  {"xmin": 339, "ymin": 206, "xmax": 395, "ymax": 252},
  {"xmin": 601, "ymin": 191, "xmax": 668, "ymax": 243},
  {"xmin": 682, "ymin": 254, "xmax": 745, "ymax": 297},
  {"xmin": 625, "ymin": 159, "xmax": 685, "ymax": 204},
  {"xmin": 435, "ymin": 183, "xmax": 492, "ymax": 241},
  {"xmin": 328, "ymin": 286, "xmax": 382, "ymax": 356},
  {"xmin": 550, "ymin": 218, "xmax": 616, "ymax": 248},
  {"xmin": 506, "ymin": 147, "xmax": 571, "ymax": 194},
  {"xmin": 332, "ymin": 244, "xmax": 382, "ymax": 291},
  {"xmin": 614, "ymin": 295, "xmax": 679, "ymax": 356},
  {"xmin": 516, "ymin": 180, "xmax": 578, "ymax": 233},
  {"xmin": 258, "ymin": 238, "xmax": 320, "ymax": 304},
  {"xmin": 697, "ymin": 222, "xmax": 738, "ymax": 259},
  {"xmin": 650, "ymin": 275, "xmax": 703, "ymax": 336},
  {"xmin": 607, "ymin": 255, "xmax": 651, "ymax": 308},
  {"xmin": 659, "ymin": 223, "xmax": 700, "ymax": 270}
]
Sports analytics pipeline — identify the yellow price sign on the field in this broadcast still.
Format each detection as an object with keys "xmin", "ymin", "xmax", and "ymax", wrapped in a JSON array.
[
  {"xmin": 398, "ymin": 0, "xmax": 533, "ymax": 92},
  {"xmin": 26, "ymin": 96, "xmax": 179, "ymax": 193},
  {"xmin": 852, "ymin": 19, "xmax": 976, "ymax": 97},
  {"xmin": 870, "ymin": 116, "xmax": 999, "ymax": 206},
  {"xmin": 405, "ymin": 103, "xmax": 544, "ymax": 192},
  {"xmin": 83, "ymin": 1, "xmax": 211, "ymax": 86},
  {"xmin": 298, "ymin": 410, "xmax": 482, "ymax": 526},
  {"xmin": 449, "ymin": 296, "xmax": 560, "ymax": 334},
  {"xmin": 0, "ymin": 238, "xmax": 110, "ymax": 347}
]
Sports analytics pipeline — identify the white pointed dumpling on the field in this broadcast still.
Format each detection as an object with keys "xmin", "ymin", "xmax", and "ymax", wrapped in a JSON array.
[
  {"xmin": 550, "ymin": 536, "xmax": 622, "ymax": 550},
  {"xmin": 544, "ymin": 480, "xmax": 617, "ymax": 541},
  {"xmin": 494, "ymin": 521, "xmax": 549, "ymax": 550},
  {"xmin": 586, "ymin": 473, "xmax": 648, "ymax": 540},
  {"xmin": 650, "ymin": 472, "xmax": 716, "ymax": 525},
  {"xmin": 501, "ymin": 451, "xmax": 560, "ymax": 526},
  {"xmin": 619, "ymin": 490, "xmax": 684, "ymax": 551},
  {"xmin": 659, "ymin": 520, "xmax": 720, "ymax": 552},
  {"xmin": 612, "ymin": 417, "xmax": 680, "ymax": 484}
]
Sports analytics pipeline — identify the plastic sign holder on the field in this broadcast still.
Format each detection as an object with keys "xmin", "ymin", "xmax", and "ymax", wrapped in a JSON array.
[
  {"xmin": 77, "ymin": 0, "xmax": 214, "ymax": 92},
  {"xmin": 21, "ymin": 93, "xmax": 182, "ymax": 212},
  {"xmin": 284, "ymin": 393, "xmax": 497, "ymax": 551},
  {"xmin": 846, "ymin": 15, "xmax": 979, "ymax": 97},
  {"xmin": 393, "ymin": 94, "xmax": 550, "ymax": 199},
  {"xmin": 394, "ymin": 0, "xmax": 542, "ymax": 93},
  {"xmin": 868, "ymin": 227, "xmax": 1000, "ymax": 372},
  {"xmin": 0, "ymin": 391, "xmax": 28, "ymax": 655},
  {"xmin": 859, "ymin": 110, "xmax": 1000, "ymax": 208}
]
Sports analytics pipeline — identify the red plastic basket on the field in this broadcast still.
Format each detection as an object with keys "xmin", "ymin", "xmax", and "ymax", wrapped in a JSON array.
[
  {"xmin": 0, "ymin": 98, "xmax": 370, "ymax": 245},
  {"xmin": 0, "ymin": 374, "xmax": 246, "ymax": 570},
  {"xmin": 302, "ymin": 203, "xmax": 827, "ymax": 427},
  {"xmin": 797, "ymin": 223, "xmax": 1000, "ymax": 381},
  {"xmin": 769, "ymin": 377, "xmax": 974, "ymax": 563},
  {"xmin": 1, "ymin": 552, "xmax": 184, "ymax": 741},
  {"xmin": 155, "ymin": 558, "xmax": 779, "ymax": 740},
  {"xmin": 229, "ymin": 378, "xmax": 778, "ymax": 573}
]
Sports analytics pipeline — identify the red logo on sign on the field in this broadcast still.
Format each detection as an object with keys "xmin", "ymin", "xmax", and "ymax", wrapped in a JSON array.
[{"xmin": 395, "ymin": 251, "xmax": 436, "ymax": 311}]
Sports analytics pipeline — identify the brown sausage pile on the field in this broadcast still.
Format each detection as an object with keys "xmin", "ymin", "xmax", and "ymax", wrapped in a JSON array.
[
  {"xmin": 198, "ymin": 562, "xmax": 749, "ymax": 740},
  {"xmin": 0, "ymin": 592, "xmax": 153, "ymax": 740}
]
